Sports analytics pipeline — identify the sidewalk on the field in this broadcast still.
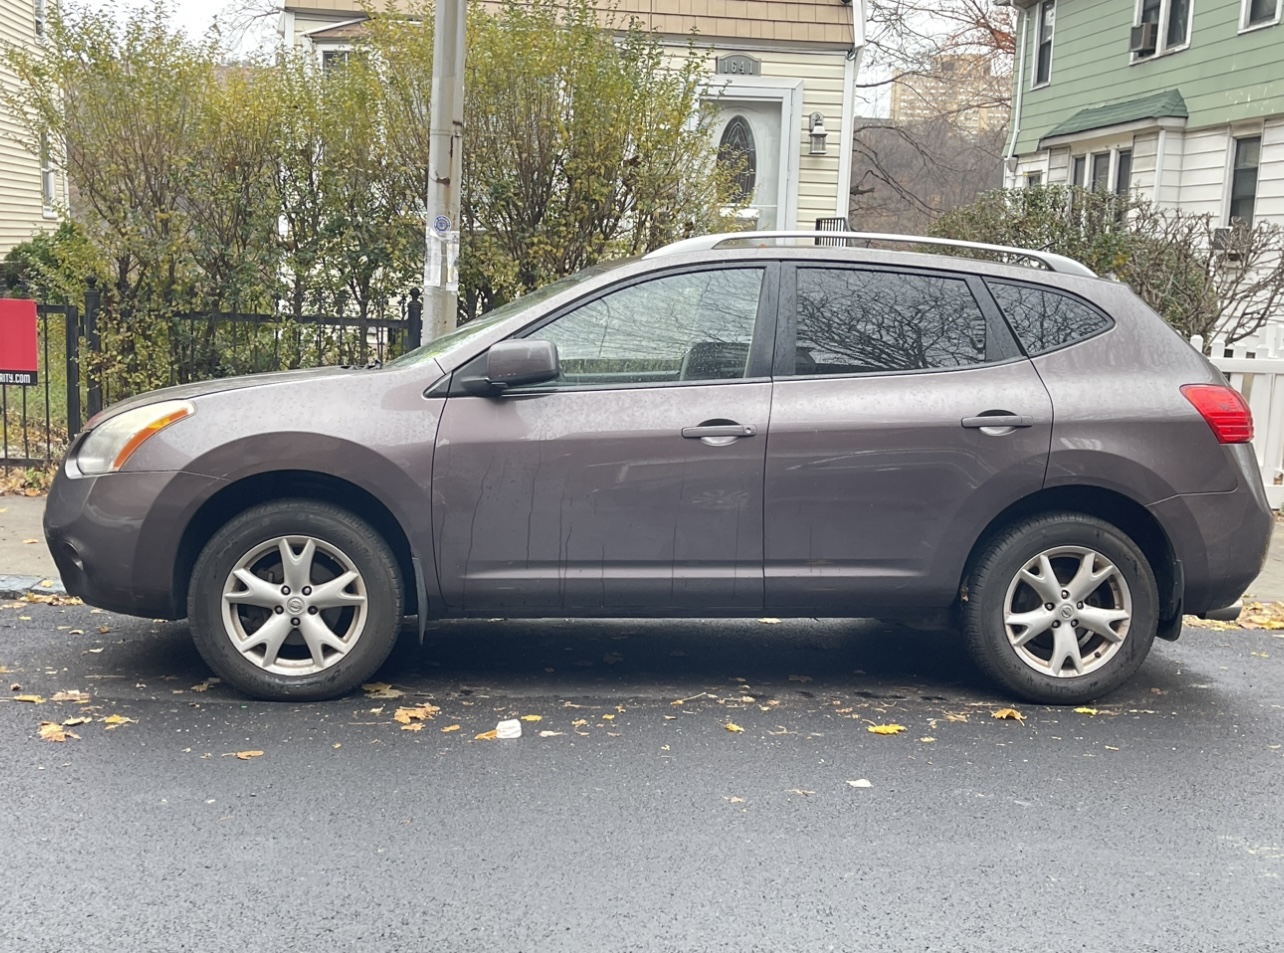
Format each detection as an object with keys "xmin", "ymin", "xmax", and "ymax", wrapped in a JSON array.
[{"xmin": 4, "ymin": 492, "xmax": 1284, "ymax": 602}]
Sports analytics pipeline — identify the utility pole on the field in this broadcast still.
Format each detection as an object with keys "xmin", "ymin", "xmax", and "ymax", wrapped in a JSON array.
[{"xmin": 421, "ymin": 0, "xmax": 466, "ymax": 344}]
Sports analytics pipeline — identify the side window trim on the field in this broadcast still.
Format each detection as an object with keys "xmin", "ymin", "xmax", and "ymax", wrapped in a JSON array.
[
  {"xmin": 468, "ymin": 262, "xmax": 778, "ymax": 394},
  {"xmin": 775, "ymin": 263, "xmax": 1024, "ymax": 380}
]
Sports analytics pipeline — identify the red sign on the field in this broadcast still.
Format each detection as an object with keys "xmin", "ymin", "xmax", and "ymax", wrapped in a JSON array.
[{"xmin": 0, "ymin": 298, "xmax": 38, "ymax": 386}]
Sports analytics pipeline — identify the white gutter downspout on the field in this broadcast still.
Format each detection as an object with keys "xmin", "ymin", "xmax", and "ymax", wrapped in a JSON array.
[
  {"xmin": 1152, "ymin": 127, "xmax": 1168, "ymax": 204},
  {"xmin": 836, "ymin": 0, "xmax": 868, "ymax": 217},
  {"xmin": 1004, "ymin": 3, "xmax": 1031, "ymax": 188}
]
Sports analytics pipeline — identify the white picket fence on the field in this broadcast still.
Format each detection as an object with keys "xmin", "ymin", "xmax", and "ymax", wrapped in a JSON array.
[{"xmin": 1191, "ymin": 327, "xmax": 1284, "ymax": 507}]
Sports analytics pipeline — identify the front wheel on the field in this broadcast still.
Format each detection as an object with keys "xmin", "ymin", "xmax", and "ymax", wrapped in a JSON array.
[
  {"xmin": 962, "ymin": 513, "xmax": 1158, "ymax": 705},
  {"xmin": 188, "ymin": 500, "xmax": 404, "ymax": 701}
]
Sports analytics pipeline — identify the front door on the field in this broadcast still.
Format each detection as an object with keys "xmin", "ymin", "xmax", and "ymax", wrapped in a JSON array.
[
  {"xmin": 433, "ymin": 265, "xmax": 775, "ymax": 614},
  {"xmin": 764, "ymin": 264, "xmax": 1054, "ymax": 611}
]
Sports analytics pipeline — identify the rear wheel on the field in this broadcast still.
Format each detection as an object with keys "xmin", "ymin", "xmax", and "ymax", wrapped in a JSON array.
[
  {"xmin": 188, "ymin": 500, "xmax": 403, "ymax": 701},
  {"xmin": 962, "ymin": 513, "xmax": 1158, "ymax": 705}
]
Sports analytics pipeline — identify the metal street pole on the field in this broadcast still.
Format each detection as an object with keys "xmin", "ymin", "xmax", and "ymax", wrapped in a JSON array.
[{"xmin": 422, "ymin": 0, "xmax": 466, "ymax": 344}]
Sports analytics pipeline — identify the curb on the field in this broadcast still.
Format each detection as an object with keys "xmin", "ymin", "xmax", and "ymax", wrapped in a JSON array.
[{"xmin": 0, "ymin": 575, "xmax": 66, "ymax": 600}]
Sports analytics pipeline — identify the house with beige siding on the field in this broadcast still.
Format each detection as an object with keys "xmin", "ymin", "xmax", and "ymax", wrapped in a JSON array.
[
  {"xmin": 0, "ymin": 0, "xmax": 62, "ymax": 257},
  {"xmin": 280, "ymin": 0, "xmax": 861, "ymax": 232}
]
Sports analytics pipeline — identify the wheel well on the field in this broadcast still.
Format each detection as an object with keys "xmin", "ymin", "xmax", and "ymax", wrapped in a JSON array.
[
  {"xmin": 174, "ymin": 471, "xmax": 418, "ymax": 616},
  {"xmin": 963, "ymin": 486, "xmax": 1181, "ymax": 620}
]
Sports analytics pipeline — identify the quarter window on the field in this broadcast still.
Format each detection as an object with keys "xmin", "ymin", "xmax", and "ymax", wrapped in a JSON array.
[
  {"xmin": 528, "ymin": 269, "xmax": 764, "ymax": 386},
  {"xmin": 1229, "ymin": 136, "xmax": 1261, "ymax": 226},
  {"xmin": 987, "ymin": 282, "xmax": 1112, "ymax": 355},
  {"xmin": 1034, "ymin": 1, "xmax": 1055, "ymax": 86},
  {"xmin": 790, "ymin": 269, "xmax": 994, "ymax": 375}
]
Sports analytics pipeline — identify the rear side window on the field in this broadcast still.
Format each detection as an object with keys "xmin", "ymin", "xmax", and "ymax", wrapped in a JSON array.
[
  {"xmin": 986, "ymin": 280, "xmax": 1111, "ymax": 355},
  {"xmin": 791, "ymin": 268, "xmax": 992, "ymax": 375}
]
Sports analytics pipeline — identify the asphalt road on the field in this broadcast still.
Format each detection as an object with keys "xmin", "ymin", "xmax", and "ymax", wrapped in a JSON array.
[{"xmin": 2, "ymin": 602, "xmax": 1282, "ymax": 953}]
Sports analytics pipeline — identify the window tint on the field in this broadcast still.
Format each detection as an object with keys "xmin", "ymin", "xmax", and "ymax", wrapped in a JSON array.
[
  {"xmin": 791, "ymin": 269, "xmax": 991, "ymax": 375},
  {"xmin": 528, "ymin": 268, "xmax": 763, "ymax": 386},
  {"xmin": 987, "ymin": 281, "xmax": 1111, "ymax": 355}
]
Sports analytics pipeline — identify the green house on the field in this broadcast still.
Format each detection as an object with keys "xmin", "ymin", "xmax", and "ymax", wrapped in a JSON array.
[{"xmin": 1001, "ymin": 0, "xmax": 1283, "ymax": 230}]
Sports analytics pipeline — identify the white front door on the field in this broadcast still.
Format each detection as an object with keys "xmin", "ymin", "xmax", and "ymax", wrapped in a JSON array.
[{"xmin": 714, "ymin": 102, "xmax": 784, "ymax": 230}]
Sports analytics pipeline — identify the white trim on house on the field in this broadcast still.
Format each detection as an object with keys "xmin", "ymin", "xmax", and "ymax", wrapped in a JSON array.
[
  {"xmin": 835, "ymin": 52, "xmax": 856, "ymax": 217},
  {"xmin": 1040, "ymin": 114, "xmax": 1187, "ymax": 150}
]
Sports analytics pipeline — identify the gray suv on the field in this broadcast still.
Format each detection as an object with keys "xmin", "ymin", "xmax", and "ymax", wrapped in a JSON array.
[{"xmin": 43, "ymin": 232, "xmax": 1272, "ymax": 704}]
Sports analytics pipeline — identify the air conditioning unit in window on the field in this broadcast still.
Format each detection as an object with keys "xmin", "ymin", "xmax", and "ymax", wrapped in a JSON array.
[
  {"xmin": 1130, "ymin": 22, "xmax": 1158, "ymax": 54},
  {"xmin": 1212, "ymin": 226, "xmax": 1245, "ymax": 261}
]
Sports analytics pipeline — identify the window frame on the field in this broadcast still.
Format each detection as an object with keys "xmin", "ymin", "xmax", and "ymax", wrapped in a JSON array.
[
  {"xmin": 1025, "ymin": 172, "xmax": 1044, "ymax": 188},
  {"xmin": 1070, "ymin": 147, "xmax": 1133, "ymax": 193},
  {"xmin": 1240, "ymin": 0, "xmax": 1281, "ymax": 31},
  {"xmin": 34, "ymin": 0, "xmax": 46, "ymax": 41},
  {"xmin": 1226, "ymin": 134, "xmax": 1262, "ymax": 227},
  {"xmin": 1132, "ymin": 0, "xmax": 1195, "ymax": 61},
  {"xmin": 1114, "ymin": 148, "xmax": 1134, "ymax": 197},
  {"xmin": 1033, "ymin": 0, "xmax": 1056, "ymax": 89},
  {"xmin": 462, "ymin": 262, "xmax": 780, "ymax": 395},
  {"xmin": 773, "ymin": 263, "xmax": 1023, "ymax": 381}
]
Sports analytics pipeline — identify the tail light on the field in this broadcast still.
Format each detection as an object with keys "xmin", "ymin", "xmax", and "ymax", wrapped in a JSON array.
[{"xmin": 1181, "ymin": 384, "xmax": 1253, "ymax": 444}]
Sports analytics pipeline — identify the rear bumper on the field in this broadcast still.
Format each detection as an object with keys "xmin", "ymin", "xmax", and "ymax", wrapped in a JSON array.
[
  {"xmin": 1149, "ymin": 445, "xmax": 1272, "ymax": 616},
  {"xmin": 44, "ymin": 465, "xmax": 222, "ymax": 619}
]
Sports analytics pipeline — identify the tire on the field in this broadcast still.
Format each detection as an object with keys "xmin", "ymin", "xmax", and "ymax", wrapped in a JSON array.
[
  {"xmin": 188, "ymin": 499, "xmax": 404, "ymax": 701},
  {"xmin": 961, "ymin": 512, "xmax": 1158, "ymax": 705}
]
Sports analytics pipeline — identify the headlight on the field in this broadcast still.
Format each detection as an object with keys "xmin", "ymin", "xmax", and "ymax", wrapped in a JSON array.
[{"xmin": 72, "ymin": 400, "xmax": 195, "ymax": 476}]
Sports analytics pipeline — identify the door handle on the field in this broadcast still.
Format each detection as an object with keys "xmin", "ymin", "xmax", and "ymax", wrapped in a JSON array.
[
  {"xmin": 681, "ymin": 423, "xmax": 757, "ymax": 439},
  {"xmin": 961, "ymin": 414, "xmax": 1034, "ymax": 429}
]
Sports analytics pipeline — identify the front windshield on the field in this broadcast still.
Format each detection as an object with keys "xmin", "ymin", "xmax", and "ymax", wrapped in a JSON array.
[{"xmin": 387, "ymin": 260, "xmax": 633, "ymax": 368}]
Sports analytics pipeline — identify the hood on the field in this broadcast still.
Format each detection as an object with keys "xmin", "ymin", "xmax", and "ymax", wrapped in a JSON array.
[{"xmin": 85, "ymin": 366, "xmax": 366, "ymax": 429}]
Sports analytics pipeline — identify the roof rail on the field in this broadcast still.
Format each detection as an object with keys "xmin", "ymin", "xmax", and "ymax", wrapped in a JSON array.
[{"xmin": 643, "ymin": 230, "xmax": 1097, "ymax": 278}]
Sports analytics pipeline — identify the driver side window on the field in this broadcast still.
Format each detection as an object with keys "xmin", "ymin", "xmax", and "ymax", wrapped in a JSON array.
[{"xmin": 526, "ymin": 268, "xmax": 764, "ymax": 387}]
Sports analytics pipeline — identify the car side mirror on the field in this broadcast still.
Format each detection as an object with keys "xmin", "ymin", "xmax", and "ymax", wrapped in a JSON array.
[{"xmin": 485, "ymin": 339, "xmax": 560, "ymax": 389}]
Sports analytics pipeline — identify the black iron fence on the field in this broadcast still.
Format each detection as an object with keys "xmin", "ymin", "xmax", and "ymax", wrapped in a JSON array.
[{"xmin": 2, "ymin": 283, "xmax": 423, "ymax": 470}]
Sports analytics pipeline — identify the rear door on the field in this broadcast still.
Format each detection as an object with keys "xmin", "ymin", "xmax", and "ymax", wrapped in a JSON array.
[
  {"xmin": 764, "ymin": 263, "xmax": 1053, "ymax": 612},
  {"xmin": 432, "ymin": 264, "xmax": 777, "ymax": 615}
]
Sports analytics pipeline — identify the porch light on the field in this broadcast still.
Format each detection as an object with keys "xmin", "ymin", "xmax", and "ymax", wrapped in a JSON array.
[{"xmin": 809, "ymin": 112, "xmax": 828, "ymax": 156}]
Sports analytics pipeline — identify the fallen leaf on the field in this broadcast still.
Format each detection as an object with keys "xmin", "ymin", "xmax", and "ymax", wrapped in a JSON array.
[
  {"xmin": 392, "ymin": 703, "xmax": 441, "ymax": 724},
  {"xmin": 97, "ymin": 626, "xmax": 111, "ymax": 635},
  {"xmin": 920, "ymin": 736, "xmax": 936, "ymax": 743},
  {"xmin": 787, "ymin": 788, "xmax": 815, "ymax": 797},
  {"xmin": 724, "ymin": 722, "xmax": 745, "ymax": 733},
  {"xmin": 1074, "ymin": 707, "xmax": 1099, "ymax": 716},
  {"xmin": 39, "ymin": 722, "xmax": 78, "ymax": 742},
  {"xmin": 21, "ymin": 538, "xmax": 38, "ymax": 544},
  {"xmin": 758, "ymin": 618, "xmax": 782, "ymax": 624},
  {"xmin": 571, "ymin": 718, "xmax": 588, "ymax": 727},
  {"xmin": 400, "ymin": 722, "xmax": 424, "ymax": 732},
  {"xmin": 101, "ymin": 714, "xmax": 136, "ymax": 728},
  {"xmin": 70, "ymin": 629, "xmax": 84, "ymax": 636},
  {"xmin": 18, "ymin": 616, "xmax": 31, "ymax": 621},
  {"xmin": 1105, "ymin": 745, "xmax": 1120, "ymax": 751},
  {"xmin": 670, "ymin": 699, "xmax": 684, "ymax": 706},
  {"xmin": 235, "ymin": 750, "xmax": 264, "ymax": 760},
  {"xmin": 51, "ymin": 690, "xmax": 89, "ymax": 703},
  {"xmin": 601, "ymin": 713, "xmax": 615, "ymax": 721},
  {"xmin": 15, "ymin": 694, "xmax": 44, "ymax": 704},
  {"xmin": 474, "ymin": 729, "xmax": 497, "ymax": 741},
  {"xmin": 867, "ymin": 723, "xmax": 906, "ymax": 735},
  {"xmin": 538, "ymin": 730, "xmax": 564, "ymax": 738},
  {"xmin": 361, "ymin": 682, "xmax": 404, "ymax": 699},
  {"xmin": 441, "ymin": 724, "xmax": 461, "ymax": 733},
  {"xmin": 332, "ymin": 743, "xmax": 341, "ymax": 748},
  {"xmin": 520, "ymin": 714, "xmax": 542, "ymax": 722},
  {"xmin": 727, "ymin": 795, "xmax": 746, "ymax": 803},
  {"xmin": 945, "ymin": 713, "xmax": 969, "ymax": 723},
  {"xmin": 190, "ymin": 678, "xmax": 221, "ymax": 692},
  {"xmin": 61, "ymin": 716, "xmax": 91, "ymax": 726},
  {"xmin": 846, "ymin": 779, "xmax": 873, "ymax": 788},
  {"xmin": 788, "ymin": 674, "xmax": 813, "ymax": 683},
  {"xmin": 992, "ymin": 708, "xmax": 1026, "ymax": 722}
]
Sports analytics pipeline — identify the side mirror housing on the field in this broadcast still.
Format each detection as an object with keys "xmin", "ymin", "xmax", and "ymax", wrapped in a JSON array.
[{"xmin": 485, "ymin": 339, "xmax": 560, "ymax": 389}]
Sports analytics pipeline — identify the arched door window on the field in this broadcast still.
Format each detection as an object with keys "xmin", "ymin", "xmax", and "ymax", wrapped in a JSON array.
[{"xmin": 717, "ymin": 116, "xmax": 757, "ymax": 202}]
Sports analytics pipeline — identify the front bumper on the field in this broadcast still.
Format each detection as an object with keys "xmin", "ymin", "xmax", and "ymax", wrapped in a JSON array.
[{"xmin": 44, "ymin": 464, "xmax": 223, "ymax": 619}]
